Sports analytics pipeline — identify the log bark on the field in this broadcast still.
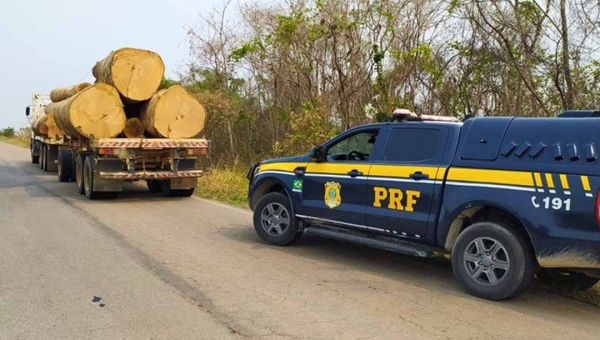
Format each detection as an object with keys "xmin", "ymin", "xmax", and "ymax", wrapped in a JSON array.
[
  {"xmin": 49, "ymin": 83, "xmax": 92, "ymax": 102},
  {"xmin": 123, "ymin": 118, "xmax": 145, "ymax": 138},
  {"xmin": 43, "ymin": 113, "xmax": 64, "ymax": 139},
  {"xmin": 139, "ymin": 85, "xmax": 206, "ymax": 138},
  {"xmin": 32, "ymin": 115, "xmax": 48, "ymax": 135},
  {"xmin": 92, "ymin": 47, "xmax": 165, "ymax": 104},
  {"xmin": 54, "ymin": 83, "xmax": 126, "ymax": 139}
]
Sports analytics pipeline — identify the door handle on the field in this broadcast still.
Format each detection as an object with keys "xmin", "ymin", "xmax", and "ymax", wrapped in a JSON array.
[
  {"xmin": 409, "ymin": 171, "xmax": 429, "ymax": 180},
  {"xmin": 347, "ymin": 169, "xmax": 363, "ymax": 178}
]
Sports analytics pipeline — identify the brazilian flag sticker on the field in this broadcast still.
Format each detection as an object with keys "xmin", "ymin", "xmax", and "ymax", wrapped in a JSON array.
[{"xmin": 292, "ymin": 179, "xmax": 303, "ymax": 192}]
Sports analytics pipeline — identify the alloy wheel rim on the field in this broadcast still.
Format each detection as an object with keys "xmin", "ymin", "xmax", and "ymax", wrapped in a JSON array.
[
  {"xmin": 463, "ymin": 237, "xmax": 510, "ymax": 286},
  {"xmin": 260, "ymin": 203, "xmax": 290, "ymax": 236}
]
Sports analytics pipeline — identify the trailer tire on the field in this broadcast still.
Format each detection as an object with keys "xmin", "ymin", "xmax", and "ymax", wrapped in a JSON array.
[
  {"xmin": 58, "ymin": 149, "xmax": 73, "ymax": 182},
  {"xmin": 39, "ymin": 144, "xmax": 45, "ymax": 170},
  {"xmin": 166, "ymin": 188, "xmax": 195, "ymax": 197},
  {"xmin": 30, "ymin": 140, "xmax": 39, "ymax": 164},
  {"xmin": 84, "ymin": 156, "xmax": 99, "ymax": 200},
  {"xmin": 147, "ymin": 180, "xmax": 162, "ymax": 193},
  {"xmin": 76, "ymin": 154, "xmax": 87, "ymax": 195}
]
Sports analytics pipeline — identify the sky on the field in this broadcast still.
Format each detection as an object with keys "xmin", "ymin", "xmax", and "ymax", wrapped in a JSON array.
[{"xmin": 0, "ymin": 0, "xmax": 255, "ymax": 129}]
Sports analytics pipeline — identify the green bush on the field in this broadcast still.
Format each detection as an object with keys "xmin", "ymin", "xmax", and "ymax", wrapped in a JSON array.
[{"xmin": 0, "ymin": 127, "xmax": 15, "ymax": 137}]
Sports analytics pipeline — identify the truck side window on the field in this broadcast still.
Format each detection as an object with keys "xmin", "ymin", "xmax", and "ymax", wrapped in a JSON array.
[
  {"xmin": 326, "ymin": 130, "xmax": 379, "ymax": 162},
  {"xmin": 383, "ymin": 128, "xmax": 440, "ymax": 162}
]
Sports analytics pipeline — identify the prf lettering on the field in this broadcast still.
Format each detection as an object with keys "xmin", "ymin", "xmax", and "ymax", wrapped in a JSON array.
[{"xmin": 373, "ymin": 187, "xmax": 421, "ymax": 212}]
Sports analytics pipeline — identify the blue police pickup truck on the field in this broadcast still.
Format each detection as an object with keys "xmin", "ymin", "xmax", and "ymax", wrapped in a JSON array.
[{"xmin": 247, "ymin": 110, "xmax": 600, "ymax": 300}]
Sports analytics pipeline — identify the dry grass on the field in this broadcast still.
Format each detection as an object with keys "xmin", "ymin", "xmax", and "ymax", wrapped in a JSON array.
[
  {"xmin": 0, "ymin": 135, "xmax": 29, "ymax": 148},
  {"xmin": 195, "ymin": 166, "xmax": 249, "ymax": 208}
]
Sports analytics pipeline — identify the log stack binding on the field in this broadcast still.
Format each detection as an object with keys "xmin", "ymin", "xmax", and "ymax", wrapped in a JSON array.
[{"xmin": 39, "ymin": 47, "xmax": 206, "ymax": 140}]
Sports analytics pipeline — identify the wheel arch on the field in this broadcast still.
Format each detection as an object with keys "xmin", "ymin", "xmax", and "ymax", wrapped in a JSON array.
[
  {"xmin": 250, "ymin": 176, "xmax": 293, "ymax": 211},
  {"xmin": 442, "ymin": 202, "xmax": 536, "ymax": 258}
]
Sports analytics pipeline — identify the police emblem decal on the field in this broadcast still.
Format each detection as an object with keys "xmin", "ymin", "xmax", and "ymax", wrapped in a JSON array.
[{"xmin": 324, "ymin": 181, "xmax": 342, "ymax": 209}]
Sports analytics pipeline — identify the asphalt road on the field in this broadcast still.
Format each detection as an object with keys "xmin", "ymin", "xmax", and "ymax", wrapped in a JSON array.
[{"xmin": 2, "ymin": 141, "xmax": 600, "ymax": 340}]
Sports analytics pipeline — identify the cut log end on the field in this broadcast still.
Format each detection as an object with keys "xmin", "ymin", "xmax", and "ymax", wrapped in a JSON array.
[
  {"xmin": 140, "ymin": 85, "xmax": 206, "ymax": 139},
  {"xmin": 123, "ymin": 118, "xmax": 145, "ymax": 138},
  {"xmin": 54, "ymin": 83, "xmax": 126, "ymax": 139},
  {"xmin": 94, "ymin": 48, "xmax": 165, "ymax": 103}
]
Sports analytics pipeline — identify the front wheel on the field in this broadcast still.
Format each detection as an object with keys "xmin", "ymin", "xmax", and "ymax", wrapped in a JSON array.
[
  {"xmin": 30, "ymin": 140, "xmax": 39, "ymax": 164},
  {"xmin": 451, "ymin": 221, "xmax": 535, "ymax": 301},
  {"xmin": 537, "ymin": 269, "xmax": 600, "ymax": 291},
  {"xmin": 253, "ymin": 192, "xmax": 302, "ymax": 246}
]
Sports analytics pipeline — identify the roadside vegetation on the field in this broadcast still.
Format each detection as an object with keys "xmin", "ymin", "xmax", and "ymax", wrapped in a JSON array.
[{"xmin": 0, "ymin": 127, "xmax": 29, "ymax": 148}]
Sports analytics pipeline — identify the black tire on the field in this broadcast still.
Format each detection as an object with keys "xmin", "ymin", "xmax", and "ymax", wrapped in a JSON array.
[
  {"xmin": 147, "ymin": 180, "xmax": 162, "ymax": 193},
  {"xmin": 84, "ymin": 156, "xmax": 99, "ymax": 200},
  {"xmin": 537, "ymin": 269, "xmax": 600, "ymax": 291},
  {"xmin": 57, "ymin": 149, "xmax": 73, "ymax": 182},
  {"xmin": 166, "ymin": 188, "xmax": 195, "ymax": 197},
  {"xmin": 75, "ymin": 154, "xmax": 86, "ymax": 195},
  {"xmin": 253, "ymin": 192, "xmax": 302, "ymax": 246},
  {"xmin": 30, "ymin": 140, "xmax": 39, "ymax": 164},
  {"xmin": 451, "ymin": 221, "xmax": 535, "ymax": 301},
  {"xmin": 40, "ymin": 144, "xmax": 46, "ymax": 170}
]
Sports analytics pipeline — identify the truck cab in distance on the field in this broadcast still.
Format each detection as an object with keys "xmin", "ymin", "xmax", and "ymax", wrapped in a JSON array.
[{"xmin": 248, "ymin": 111, "xmax": 600, "ymax": 300}]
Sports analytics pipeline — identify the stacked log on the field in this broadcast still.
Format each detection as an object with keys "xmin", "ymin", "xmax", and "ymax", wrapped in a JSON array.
[
  {"xmin": 140, "ymin": 85, "xmax": 206, "ymax": 138},
  {"xmin": 50, "ymin": 83, "xmax": 92, "ymax": 102},
  {"xmin": 38, "ymin": 47, "xmax": 206, "ymax": 140},
  {"xmin": 92, "ymin": 48, "xmax": 165, "ymax": 104},
  {"xmin": 53, "ymin": 83, "xmax": 126, "ymax": 139}
]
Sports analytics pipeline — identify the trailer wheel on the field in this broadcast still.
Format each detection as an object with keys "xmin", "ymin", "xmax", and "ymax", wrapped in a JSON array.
[
  {"xmin": 58, "ymin": 149, "xmax": 73, "ymax": 182},
  {"xmin": 84, "ymin": 156, "xmax": 99, "ymax": 199},
  {"xmin": 162, "ymin": 180, "xmax": 195, "ymax": 197},
  {"xmin": 75, "ymin": 154, "xmax": 86, "ymax": 195},
  {"xmin": 30, "ymin": 140, "xmax": 39, "ymax": 164},
  {"xmin": 166, "ymin": 188, "xmax": 195, "ymax": 197},
  {"xmin": 147, "ymin": 180, "xmax": 162, "ymax": 193},
  {"xmin": 40, "ymin": 144, "xmax": 47, "ymax": 171}
]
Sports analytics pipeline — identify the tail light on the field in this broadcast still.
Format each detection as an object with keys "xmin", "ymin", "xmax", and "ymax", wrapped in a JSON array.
[
  {"xmin": 188, "ymin": 148, "xmax": 207, "ymax": 155},
  {"xmin": 98, "ymin": 148, "xmax": 119, "ymax": 155}
]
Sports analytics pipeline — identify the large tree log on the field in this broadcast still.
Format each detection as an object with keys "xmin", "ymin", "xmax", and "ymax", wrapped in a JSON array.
[
  {"xmin": 54, "ymin": 83, "xmax": 126, "ymax": 139},
  {"xmin": 43, "ymin": 113, "xmax": 64, "ymax": 139},
  {"xmin": 49, "ymin": 83, "xmax": 92, "ymax": 102},
  {"xmin": 139, "ymin": 85, "xmax": 206, "ymax": 138},
  {"xmin": 32, "ymin": 115, "xmax": 49, "ymax": 135},
  {"xmin": 123, "ymin": 118, "xmax": 145, "ymax": 138},
  {"xmin": 92, "ymin": 47, "xmax": 165, "ymax": 104}
]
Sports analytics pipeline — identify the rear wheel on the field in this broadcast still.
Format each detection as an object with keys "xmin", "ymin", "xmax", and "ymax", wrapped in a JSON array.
[
  {"xmin": 30, "ymin": 140, "xmax": 39, "ymax": 164},
  {"xmin": 39, "ymin": 144, "xmax": 46, "ymax": 170},
  {"xmin": 537, "ymin": 269, "xmax": 600, "ymax": 291},
  {"xmin": 451, "ymin": 221, "xmax": 535, "ymax": 301},
  {"xmin": 75, "ymin": 154, "xmax": 86, "ymax": 194},
  {"xmin": 83, "ymin": 156, "xmax": 117, "ymax": 200},
  {"xmin": 57, "ymin": 149, "xmax": 73, "ymax": 182},
  {"xmin": 146, "ymin": 180, "xmax": 162, "ymax": 193}
]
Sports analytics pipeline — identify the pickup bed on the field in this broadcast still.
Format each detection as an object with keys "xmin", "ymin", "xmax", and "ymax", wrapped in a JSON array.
[{"xmin": 248, "ymin": 113, "xmax": 600, "ymax": 300}]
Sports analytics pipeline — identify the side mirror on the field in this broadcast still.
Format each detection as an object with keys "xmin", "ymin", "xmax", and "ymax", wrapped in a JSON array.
[
  {"xmin": 25, "ymin": 106, "xmax": 30, "ymax": 117},
  {"xmin": 309, "ymin": 145, "xmax": 324, "ymax": 162}
]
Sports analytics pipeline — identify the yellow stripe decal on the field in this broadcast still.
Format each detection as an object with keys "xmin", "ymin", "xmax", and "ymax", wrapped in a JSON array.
[
  {"xmin": 447, "ymin": 168, "xmax": 534, "ymax": 187},
  {"xmin": 306, "ymin": 163, "xmax": 372, "ymax": 175},
  {"xmin": 369, "ymin": 165, "xmax": 440, "ymax": 179},
  {"xmin": 581, "ymin": 175, "xmax": 591, "ymax": 191},
  {"xmin": 545, "ymin": 173, "xmax": 555, "ymax": 188},
  {"xmin": 560, "ymin": 174, "xmax": 570, "ymax": 190},
  {"xmin": 259, "ymin": 162, "xmax": 307, "ymax": 173},
  {"xmin": 533, "ymin": 173, "xmax": 543, "ymax": 187}
]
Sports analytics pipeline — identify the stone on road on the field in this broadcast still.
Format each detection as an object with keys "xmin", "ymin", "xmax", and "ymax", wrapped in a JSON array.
[{"xmin": 1, "ymin": 141, "xmax": 600, "ymax": 340}]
